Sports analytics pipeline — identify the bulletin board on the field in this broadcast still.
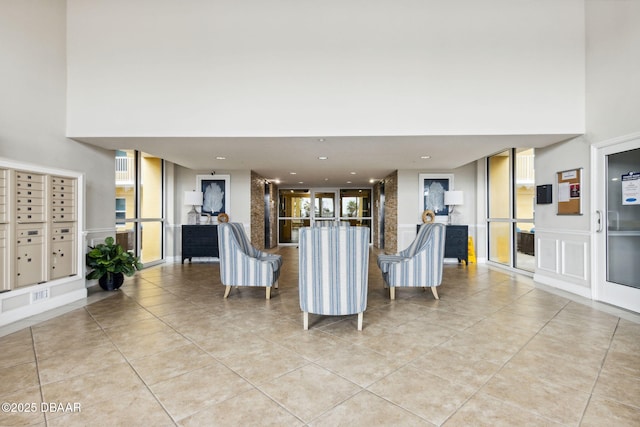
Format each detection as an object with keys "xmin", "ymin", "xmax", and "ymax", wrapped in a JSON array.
[{"xmin": 557, "ymin": 168, "xmax": 582, "ymax": 215}]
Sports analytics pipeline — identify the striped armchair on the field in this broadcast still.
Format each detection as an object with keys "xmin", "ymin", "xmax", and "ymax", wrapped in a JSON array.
[
  {"xmin": 313, "ymin": 220, "xmax": 351, "ymax": 227},
  {"xmin": 218, "ymin": 222, "xmax": 283, "ymax": 300},
  {"xmin": 299, "ymin": 226, "xmax": 370, "ymax": 330},
  {"xmin": 377, "ymin": 223, "xmax": 446, "ymax": 300}
]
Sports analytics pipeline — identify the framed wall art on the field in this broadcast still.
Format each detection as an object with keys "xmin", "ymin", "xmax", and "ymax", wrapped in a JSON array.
[
  {"xmin": 196, "ymin": 174, "xmax": 230, "ymax": 221},
  {"xmin": 419, "ymin": 173, "xmax": 454, "ymax": 220}
]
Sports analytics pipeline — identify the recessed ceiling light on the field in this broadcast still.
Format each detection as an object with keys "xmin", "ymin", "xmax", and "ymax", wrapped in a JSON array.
[
  {"xmin": 290, "ymin": 172, "xmax": 297, "ymax": 175},
  {"xmin": 324, "ymin": 178, "xmax": 329, "ymax": 181},
  {"xmin": 318, "ymin": 138, "xmax": 325, "ymax": 142},
  {"xmin": 350, "ymin": 172, "xmax": 357, "ymax": 175},
  {"xmin": 421, "ymin": 155, "xmax": 431, "ymax": 159},
  {"xmin": 318, "ymin": 156, "xmax": 328, "ymax": 160},
  {"xmin": 216, "ymin": 156, "xmax": 226, "ymax": 160},
  {"xmin": 346, "ymin": 181, "xmax": 352, "ymax": 184},
  {"xmin": 298, "ymin": 181, "xmax": 304, "ymax": 184}
]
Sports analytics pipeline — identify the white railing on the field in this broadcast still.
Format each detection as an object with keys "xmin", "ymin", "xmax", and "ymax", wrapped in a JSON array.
[
  {"xmin": 516, "ymin": 155, "xmax": 535, "ymax": 184},
  {"xmin": 115, "ymin": 157, "xmax": 135, "ymax": 183}
]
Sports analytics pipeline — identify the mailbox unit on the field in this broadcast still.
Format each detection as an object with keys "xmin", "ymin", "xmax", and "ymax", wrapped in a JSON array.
[
  {"xmin": 0, "ymin": 168, "xmax": 78, "ymax": 291},
  {"xmin": 0, "ymin": 169, "xmax": 7, "ymax": 291}
]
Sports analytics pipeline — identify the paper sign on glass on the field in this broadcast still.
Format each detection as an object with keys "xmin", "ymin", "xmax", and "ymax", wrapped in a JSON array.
[{"xmin": 622, "ymin": 172, "xmax": 639, "ymax": 205}]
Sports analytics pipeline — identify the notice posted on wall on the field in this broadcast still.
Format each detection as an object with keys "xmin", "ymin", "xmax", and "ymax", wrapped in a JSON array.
[
  {"xmin": 558, "ymin": 182, "xmax": 570, "ymax": 202},
  {"xmin": 622, "ymin": 172, "xmax": 639, "ymax": 205},
  {"xmin": 557, "ymin": 168, "xmax": 582, "ymax": 215}
]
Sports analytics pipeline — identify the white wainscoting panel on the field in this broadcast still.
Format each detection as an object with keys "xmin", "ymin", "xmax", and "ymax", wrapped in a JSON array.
[
  {"xmin": 561, "ymin": 241, "xmax": 588, "ymax": 280},
  {"xmin": 537, "ymin": 238, "xmax": 559, "ymax": 273},
  {"xmin": 534, "ymin": 228, "xmax": 591, "ymax": 299}
]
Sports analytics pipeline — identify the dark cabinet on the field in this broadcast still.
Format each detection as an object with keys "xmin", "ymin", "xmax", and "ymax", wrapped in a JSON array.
[
  {"xmin": 415, "ymin": 224, "xmax": 468, "ymax": 264},
  {"xmin": 181, "ymin": 225, "xmax": 218, "ymax": 264},
  {"xmin": 445, "ymin": 225, "xmax": 468, "ymax": 264},
  {"xmin": 517, "ymin": 231, "xmax": 535, "ymax": 255}
]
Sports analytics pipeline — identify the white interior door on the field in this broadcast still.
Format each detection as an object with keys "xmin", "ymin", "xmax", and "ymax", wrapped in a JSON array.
[{"xmin": 593, "ymin": 136, "xmax": 640, "ymax": 313}]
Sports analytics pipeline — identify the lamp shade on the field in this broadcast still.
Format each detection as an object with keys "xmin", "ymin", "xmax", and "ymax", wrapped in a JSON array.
[
  {"xmin": 444, "ymin": 191, "xmax": 464, "ymax": 206},
  {"xmin": 184, "ymin": 191, "xmax": 203, "ymax": 206}
]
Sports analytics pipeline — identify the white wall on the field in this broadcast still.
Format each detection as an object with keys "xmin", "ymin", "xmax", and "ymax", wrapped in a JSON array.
[
  {"xmin": 0, "ymin": 0, "xmax": 114, "ymax": 231},
  {"xmin": 0, "ymin": 0, "xmax": 115, "ymax": 325},
  {"xmin": 534, "ymin": 137, "xmax": 592, "ymax": 296},
  {"xmin": 66, "ymin": 0, "xmax": 585, "ymax": 138},
  {"xmin": 397, "ymin": 162, "xmax": 479, "ymax": 256},
  {"xmin": 586, "ymin": 0, "xmax": 640, "ymax": 142},
  {"xmin": 172, "ymin": 166, "xmax": 252, "ymax": 260},
  {"xmin": 533, "ymin": 0, "xmax": 640, "ymax": 299}
]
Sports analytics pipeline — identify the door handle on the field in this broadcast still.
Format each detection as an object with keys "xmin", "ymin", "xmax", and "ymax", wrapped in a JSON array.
[{"xmin": 596, "ymin": 210, "xmax": 603, "ymax": 233}]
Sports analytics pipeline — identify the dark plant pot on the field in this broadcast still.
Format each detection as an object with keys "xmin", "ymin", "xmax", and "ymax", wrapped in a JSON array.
[{"xmin": 99, "ymin": 272, "xmax": 125, "ymax": 291}]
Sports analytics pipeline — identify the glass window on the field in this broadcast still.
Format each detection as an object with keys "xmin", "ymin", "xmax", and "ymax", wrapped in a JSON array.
[
  {"xmin": 279, "ymin": 190, "xmax": 311, "ymax": 218},
  {"xmin": 488, "ymin": 150, "xmax": 511, "ymax": 219},
  {"xmin": 278, "ymin": 190, "xmax": 311, "ymax": 244},
  {"xmin": 115, "ymin": 198, "xmax": 126, "ymax": 226},
  {"xmin": 115, "ymin": 150, "xmax": 164, "ymax": 266},
  {"xmin": 515, "ymin": 148, "xmax": 535, "ymax": 272},
  {"xmin": 487, "ymin": 148, "xmax": 535, "ymax": 272},
  {"xmin": 314, "ymin": 192, "xmax": 335, "ymax": 218}
]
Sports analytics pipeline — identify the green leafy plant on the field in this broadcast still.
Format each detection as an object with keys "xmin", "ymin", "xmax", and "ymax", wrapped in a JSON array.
[{"xmin": 86, "ymin": 236, "xmax": 143, "ymax": 280}]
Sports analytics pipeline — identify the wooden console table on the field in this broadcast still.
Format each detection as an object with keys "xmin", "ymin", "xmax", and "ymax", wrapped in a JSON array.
[{"xmin": 181, "ymin": 225, "xmax": 219, "ymax": 263}]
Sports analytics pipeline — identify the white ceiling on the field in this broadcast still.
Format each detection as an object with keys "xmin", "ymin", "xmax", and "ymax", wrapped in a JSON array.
[{"xmin": 75, "ymin": 133, "xmax": 577, "ymax": 187}]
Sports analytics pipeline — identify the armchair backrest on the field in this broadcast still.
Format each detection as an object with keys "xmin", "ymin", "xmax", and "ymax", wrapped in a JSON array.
[
  {"xmin": 313, "ymin": 220, "xmax": 351, "ymax": 227},
  {"xmin": 223, "ymin": 222, "xmax": 260, "ymax": 258},
  {"xmin": 299, "ymin": 226, "xmax": 370, "ymax": 315},
  {"xmin": 385, "ymin": 224, "xmax": 446, "ymax": 286},
  {"xmin": 399, "ymin": 223, "xmax": 436, "ymax": 257},
  {"xmin": 422, "ymin": 223, "xmax": 446, "ymax": 283}
]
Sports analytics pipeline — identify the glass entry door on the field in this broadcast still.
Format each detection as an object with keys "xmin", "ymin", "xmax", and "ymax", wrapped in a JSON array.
[
  {"xmin": 278, "ymin": 189, "xmax": 372, "ymax": 244},
  {"xmin": 313, "ymin": 191, "xmax": 337, "ymax": 226},
  {"xmin": 278, "ymin": 190, "xmax": 311, "ymax": 244},
  {"xmin": 595, "ymin": 140, "xmax": 640, "ymax": 312}
]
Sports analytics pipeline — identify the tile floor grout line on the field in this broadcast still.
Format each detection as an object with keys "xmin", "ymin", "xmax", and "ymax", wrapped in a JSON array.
[
  {"xmin": 4, "ymin": 253, "xmax": 639, "ymax": 425},
  {"xmin": 83, "ymin": 297, "xmax": 180, "ymax": 426},
  {"xmin": 137, "ymin": 290, "xmax": 315, "ymax": 424},
  {"xmin": 437, "ymin": 291, "xmax": 571, "ymax": 426},
  {"xmin": 577, "ymin": 316, "xmax": 621, "ymax": 425},
  {"xmin": 29, "ymin": 326, "xmax": 49, "ymax": 427}
]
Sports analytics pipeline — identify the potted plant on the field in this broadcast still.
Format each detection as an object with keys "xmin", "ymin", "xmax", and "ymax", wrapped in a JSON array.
[{"xmin": 86, "ymin": 236, "xmax": 143, "ymax": 291}]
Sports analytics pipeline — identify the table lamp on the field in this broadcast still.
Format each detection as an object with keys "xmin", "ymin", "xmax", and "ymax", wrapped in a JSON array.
[
  {"xmin": 184, "ymin": 191, "xmax": 203, "ymax": 225},
  {"xmin": 444, "ymin": 190, "xmax": 464, "ymax": 225}
]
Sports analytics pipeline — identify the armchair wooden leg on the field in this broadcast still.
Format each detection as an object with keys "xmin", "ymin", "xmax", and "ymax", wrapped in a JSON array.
[
  {"xmin": 431, "ymin": 286, "xmax": 439, "ymax": 300},
  {"xmin": 223, "ymin": 285, "xmax": 231, "ymax": 299},
  {"xmin": 390, "ymin": 287, "xmax": 396, "ymax": 300},
  {"xmin": 274, "ymin": 280, "xmax": 279, "ymax": 289},
  {"xmin": 266, "ymin": 287, "xmax": 271, "ymax": 300},
  {"xmin": 303, "ymin": 312, "xmax": 309, "ymax": 330},
  {"xmin": 357, "ymin": 312, "xmax": 363, "ymax": 331}
]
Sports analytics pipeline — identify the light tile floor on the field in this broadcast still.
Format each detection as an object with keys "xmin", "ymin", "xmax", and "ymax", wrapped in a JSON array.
[{"xmin": 1, "ymin": 247, "xmax": 639, "ymax": 426}]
